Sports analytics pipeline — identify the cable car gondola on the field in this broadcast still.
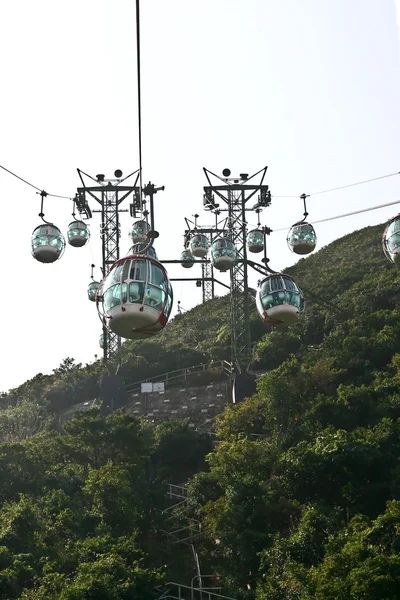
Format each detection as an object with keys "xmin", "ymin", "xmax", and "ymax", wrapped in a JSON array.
[
  {"xmin": 256, "ymin": 273, "xmax": 304, "ymax": 327},
  {"xmin": 97, "ymin": 252, "xmax": 173, "ymax": 340},
  {"xmin": 287, "ymin": 222, "xmax": 317, "ymax": 255},
  {"xmin": 189, "ymin": 234, "xmax": 209, "ymax": 258},
  {"xmin": 287, "ymin": 194, "xmax": 317, "ymax": 255},
  {"xmin": 382, "ymin": 215, "xmax": 400, "ymax": 266},
  {"xmin": 67, "ymin": 220, "xmax": 90, "ymax": 247},
  {"xmin": 31, "ymin": 224, "xmax": 66, "ymax": 263},
  {"xmin": 88, "ymin": 281, "xmax": 100, "ymax": 302},
  {"xmin": 99, "ymin": 332, "xmax": 110, "ymax": 349},
  {"xmin": 180, "ymin": 249, "xmax": 195, "ymax": 268},
  {"xmin": 211, "ymin": 238, "xmax": 237, "ymax": 271},
  {"xmin": 129, "ymin": 220, "xmax": 151, "ymax": 245},
  {"xmin": 247, "ymin": 229, "xmax": 264, "ymax": 253}
]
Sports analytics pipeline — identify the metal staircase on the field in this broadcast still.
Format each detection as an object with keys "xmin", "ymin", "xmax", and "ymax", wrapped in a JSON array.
[
  {"xmin": 157, "ymin": 581, "xmax": 238, "ymax": 599},
  {"xmin": 156, "ymin": 485, "xmax": 239, "ymax": 600},
  {"xmin": 161, "ymin": 485, "xmax": 202, "ymax": 546},
  {"xmin": 161, "ymin": 485, "xmax": 202, "ymax": 545}
]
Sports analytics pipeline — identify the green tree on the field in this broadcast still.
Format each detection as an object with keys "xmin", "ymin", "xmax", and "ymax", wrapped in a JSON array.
[{"xmin": 153, "ymin": 419, "xmax": 212, "ymax": 484}]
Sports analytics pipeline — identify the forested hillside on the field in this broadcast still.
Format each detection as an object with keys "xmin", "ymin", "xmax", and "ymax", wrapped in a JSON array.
[
  {"xmin": 2, "ymin": 222, "xmax": 400, "ymax": 598},
  {"xmin": 188, "ymin": 223, "xmax": 400, "ymax": 598},
  {"xmin": 0, "ymin": 413, "xmax": 212, "ymax": 598}
]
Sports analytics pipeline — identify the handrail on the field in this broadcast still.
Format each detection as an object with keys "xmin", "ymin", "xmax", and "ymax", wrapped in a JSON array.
[
  {"xmin": 126, "ymin": 360, "xmax": 233, "ymax": 393},
  {"xmin": 158, "ymin": 582, "xmax": 237, "ymax": 600},
  {"xmin": 191, "ymin": 575, "xmax": 223, "ymax": 600},
  {"xmin": 168, "ymin": 484, "xmax": 188, "ymax": 498},
  {"xmin": 127, "ymin": 360, "xmax": 232, "ymax": 390}
]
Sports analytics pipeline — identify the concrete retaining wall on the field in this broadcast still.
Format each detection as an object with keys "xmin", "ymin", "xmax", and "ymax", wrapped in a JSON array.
[
  {"xmin": 58, "ymin": 378, "xmax": 232, "ymax": 426},
  {"xmin": 124, "ymin": 380, "xmax": 231, "ymax": 425}
]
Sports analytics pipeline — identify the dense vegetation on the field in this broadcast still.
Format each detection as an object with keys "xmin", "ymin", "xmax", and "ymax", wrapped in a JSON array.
[
  {"xmin": 2, "ymin": 222, "xmax": 400, "ymax": 598},
  {"xmin": 0, "ymin": 413, "xmax": 211, "ymax": 598}
]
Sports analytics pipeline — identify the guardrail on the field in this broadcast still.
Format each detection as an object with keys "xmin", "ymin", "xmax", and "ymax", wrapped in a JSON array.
[
  {"xmin": 125, "ymin": 360, "xmax": 233, "ymax": 394},
  {"xmin": 167, "ymin": 484, "xmax": 188, "ymax": 501},
  {"xmin": 157, "ymin": 582, "xmax": 237, "ymax": 600}
]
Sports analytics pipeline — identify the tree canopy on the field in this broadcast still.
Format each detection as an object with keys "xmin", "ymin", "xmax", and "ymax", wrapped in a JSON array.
[{"xmin": 2, "ymin": 221, "xmax": 400, "ymax": 598}]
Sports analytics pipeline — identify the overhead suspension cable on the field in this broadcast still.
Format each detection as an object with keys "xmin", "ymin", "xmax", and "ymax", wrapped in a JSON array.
[
  {"xmin": 0, "ymin": 164, "xmax": 41, "ymax": 192},
  {"xmin": 272, "ymin": 170, "xmax": 400, "ymax": 199},
  {"xmin": 273, "ymin": 198, "xmax": 400, "ymax": 232},
  {"xmin": 0, "ymin": 163, "xmax": 72, "ymax": 199},
  {"xmin": 308, "ymin": 170, "xmax": 400, "ymax": 197},
  {"xmin": 135, "ymin": 0, "xmax": 143, "ymax": 198}
]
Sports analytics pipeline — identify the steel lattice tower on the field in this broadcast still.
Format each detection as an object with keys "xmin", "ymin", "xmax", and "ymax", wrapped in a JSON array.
[
  {"xmin": 76, "ymin": 170, "xmax": 141, "ymax": 370},
  {"xmin": 201, "ymin": 232, "xmax": 215, "ymax": 303},
  {"xmin": 227, "ymin": 186, "xmax": 252, "ymax": 371},
  {"xmin": 203, "ymin": 167, "xmax": 271, "ymax": 373},
  {"xmin": 99, "ymin": 188, "xmax": 123, "ymax": 364}
]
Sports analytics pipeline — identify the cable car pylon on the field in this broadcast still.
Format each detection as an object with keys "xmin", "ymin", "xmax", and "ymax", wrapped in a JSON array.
[{"xmin": 75, "ymin": 169, "xmax": 169, "ymax": 370}]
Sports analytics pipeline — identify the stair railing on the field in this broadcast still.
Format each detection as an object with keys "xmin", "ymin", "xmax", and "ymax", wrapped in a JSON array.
[
  {"xmin": 126, "ymin": 360, "xmax": 233, "ymax": 394},
  {"xmin": 157, "ymin": 582, "xmax": 238, "ymax": 600}
]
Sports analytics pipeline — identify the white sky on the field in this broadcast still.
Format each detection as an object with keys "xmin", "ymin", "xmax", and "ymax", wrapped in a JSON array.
[{"xmin": 1, "ymin": 0, "xmax": 400, "ymax": 392}]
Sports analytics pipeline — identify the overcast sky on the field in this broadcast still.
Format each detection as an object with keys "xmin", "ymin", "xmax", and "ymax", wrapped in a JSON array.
[{"xmin": 0, "ymin": 0, "xmax": 399, "ymax": 392}]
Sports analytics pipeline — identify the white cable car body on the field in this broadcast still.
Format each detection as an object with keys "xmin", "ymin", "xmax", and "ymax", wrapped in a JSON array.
[
  {"xmin": 287, "ymin": 222, "xmax": 317, "ymax": 255},
  {"xmin": 382, "ymin": 215, "xmax": 400, "ymax": 266},
  {"xmin": 211, "ymin": 238, "xmax": 237, "ymax": 271},
  {"xmin": 189, "ymin": 234, "xmax": 209, "ymax": 258},
  {"xmin": 31, "ymin": 224, "xmax": 66, "ymax": 263},
  {"xmin": 97, "ymin": 252, "xmax": 173, "ymax": 340},
  {"xmin": 67, "ymin": 220, "xmax": 90, "ymax": 247},
  {"xmin": 256, "ymin": 274, "xmax": 305, "ymax": 327}
]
